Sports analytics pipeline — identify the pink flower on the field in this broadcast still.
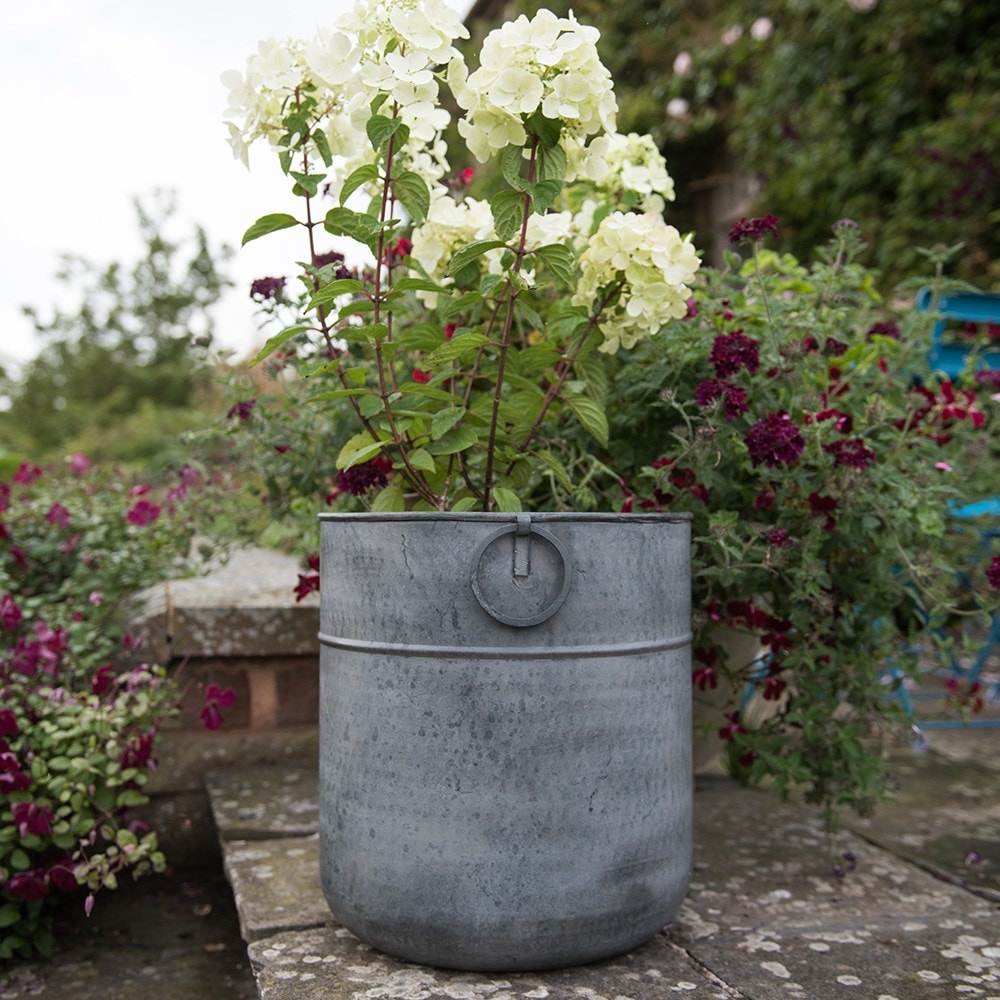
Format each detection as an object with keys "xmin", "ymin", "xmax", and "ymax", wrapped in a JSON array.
[
  {"xmin": 412, "ymin": 369, "xmax": 433, "ymax": 384},
  {"xmin": 68, "ymin": 452, "xmax": 91, "ymax": 475},
  {"xmin": 46, "ymin": 502, "xmax": 71, "ymax": 527},
  {"xmin": 200, "ymin": 684, "xmax": 236, "ymax": 731},
  {"xmin": 1, "ymin": 594, "xmax": 22, "ymax": 632},
  {"xmin": 91, "ymin": 664, "xmax": 115, "ymax": 695},
  {"xmin": 127, "ymin": 500, "xmax": 161, "ymax": 526}
]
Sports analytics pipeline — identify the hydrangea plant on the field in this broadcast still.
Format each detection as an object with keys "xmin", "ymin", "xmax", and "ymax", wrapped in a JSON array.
[{"xmin": 223, "ymin": 0, "xmax": 699, "ymax": 513}]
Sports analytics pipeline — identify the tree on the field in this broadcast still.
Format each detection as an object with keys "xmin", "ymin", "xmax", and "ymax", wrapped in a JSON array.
[{"xmin": 0, "ymin": 191, "xmax": 234, "ymax": 464}]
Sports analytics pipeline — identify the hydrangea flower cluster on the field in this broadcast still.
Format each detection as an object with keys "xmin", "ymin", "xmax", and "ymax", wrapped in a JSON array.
[
  {"xmin": 450, "ymin": 9, "xmax": 617, "ymax": 162},
  {"xmin": 231, "ymin": 0, "xmax": 701, "ymax": 514},
  {"xmin": 573, "ymin": 211, "xmax": 700, "ymax": 352}
]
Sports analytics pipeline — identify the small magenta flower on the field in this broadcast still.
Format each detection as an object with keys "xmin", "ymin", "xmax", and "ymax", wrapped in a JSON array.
[
  {"xmin": 728, "ymin": 214, "xmax": 779, "ymax": 244},
  {"xmin": 91, "ymin": 664, "xmax": 115, "ymax": 695},
  {"xmin": 744, "ymin": 412, "xmax": 805, "ymax": 468},
  {"xmin": 1, "ymin": 594, "xmax": 22, "ymax": 632},
  {"xmin": 68, "ymin": 452, "xmax": 91, "ymax": 475},
  {"xmin": 986, "ymin": 556, "xmax": 1000, "ymax": 591},
  {"xmin": 200, "ymin": 684, "xmax": 237, "ymax": 731},
  {"xmin": 412, "ymin": 369, "xmax": 433, "ymax": 384},
  {"xmin": 127, "ymin": 500, "xmax": 161, "ymax": 526},
  {"xmin": 46, "ymin": 502, "xmax": 71, "ymax": 527},
  {"xmin": 13, "ymin": 463, "xmax": 43, "ymax": 485}
]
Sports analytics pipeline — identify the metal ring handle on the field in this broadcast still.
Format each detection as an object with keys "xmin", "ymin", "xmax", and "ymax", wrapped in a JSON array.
[{"xmin": 470, "ymin": 517, "xmax": 571, "ymax": 628}]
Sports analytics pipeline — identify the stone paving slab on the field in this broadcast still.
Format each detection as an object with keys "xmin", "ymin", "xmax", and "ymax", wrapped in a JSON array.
[
  {"xmin": 223, "ymin": 836, "xmax": 329, "ymax": 943},
  {"xmin": 679, "ymin": 777, "xmax": 1000, "ymax": 999},
  {"xmin": 210, "ymin": 737, "xmax": 1000, "ymax": 1000},
  {"xmin": 847, "ymin": 748, "xmax": 1000, "ymax": 900},
  {"xmin": 247, "ymin": 924, "xmax": 739, "ymax": 1000},
  {"xmin": 206, "ymin": 764, "xmax": 320, "ymax": 839}
]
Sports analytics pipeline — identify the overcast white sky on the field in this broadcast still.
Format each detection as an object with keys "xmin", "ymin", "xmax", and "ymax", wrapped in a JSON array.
[{"xmin": 0, "ymin": 0, "xmax": 391, "ymax": 375}]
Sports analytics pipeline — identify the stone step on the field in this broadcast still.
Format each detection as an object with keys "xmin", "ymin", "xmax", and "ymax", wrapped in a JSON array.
[{"xmin": 206, "ymin": 740, "xmax": 1000, "ymax": 1000}]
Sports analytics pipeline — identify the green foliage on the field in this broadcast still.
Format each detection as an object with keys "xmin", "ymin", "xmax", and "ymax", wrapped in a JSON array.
[
  {"xmin": 600, "ymin": 224, "xmax": 997, "ymax": 825},
  {"xmin": 0, "ymin": 459, "xmax": 224, "ymax": 957},
  {"xmin": 0, "ymin": 190, "xmax": 234, "ymax": 464}
]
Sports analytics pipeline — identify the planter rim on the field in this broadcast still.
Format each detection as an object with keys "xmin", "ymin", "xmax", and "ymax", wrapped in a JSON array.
[{"xmin": 317, "ymin": 511, "xmax": 692, "ymax": 524}]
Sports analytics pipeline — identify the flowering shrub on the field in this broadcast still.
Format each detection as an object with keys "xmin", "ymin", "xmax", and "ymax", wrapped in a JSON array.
[
  {"xmin": 223, "ymin": 0, "xmax": 699, "ymax": 512},
  {"xmin": 607, "ymin": 222, "xmax": 997, "ymax": 826},
  {"xmin": 0, "ymin": 459, "xmax": 224, "ymax": 958}
]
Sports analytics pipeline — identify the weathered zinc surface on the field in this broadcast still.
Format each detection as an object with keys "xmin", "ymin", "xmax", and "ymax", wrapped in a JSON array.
[{"xmin": 209, "ymin": 718, "xmax": 1000, "ymax": 1000}]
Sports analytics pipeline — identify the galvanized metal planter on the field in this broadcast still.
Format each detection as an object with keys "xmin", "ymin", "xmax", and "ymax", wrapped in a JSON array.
[{"xmin": 317, "ymin": 511, "xmax": 693, "ymax": 972}]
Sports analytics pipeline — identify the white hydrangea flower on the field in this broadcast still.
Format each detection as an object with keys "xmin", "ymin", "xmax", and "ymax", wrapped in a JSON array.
[
  {"xmin": 409, "ymin": 194, "xmax": 497, "ymax": 305},
  {"xmin": 454, "ymin": 8, "xmax": 617, "ymax": 163},
  {"xmin": 305, "ymin": 28, "xmax": 359, "ymax": 87},
  {"xmin": 567, "ymin": 132, "xmax": 676, "ymax": 213},
  {"xmin": 338, "ymin": 0, "xmax": 468, "ymax": 65},
  {"xmin": 572, "ymin": 212, "xmax": 700, "ymax": 353}
]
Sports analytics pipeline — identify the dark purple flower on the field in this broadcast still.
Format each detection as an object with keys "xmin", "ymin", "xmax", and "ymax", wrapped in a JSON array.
[
  {"xmin": 91, "ymin": 664, "xmax": 115, "ymax": 695},
  {"xmin": 763, "ymin": 527, "xmax": 795, "ymax": 548},
  {"xmin": 695, "ymin": 379, "xmax": 750, "ymax": 419},
  {"xmin": 824, "ymin": 337, "xmax": 849, "ymax": 357},
  {"xmin": 226, "ymin": 398, "xmax": 257, "ymax": 422},
  {"xmin": 6, "ymin": 870, "xmax": 48, "ymax": 901},
  {"xmin": 12, "ymin": 800, "xmax": 54, "ymax": 837},
  {"xmin": 250, "ymin": 276, "xmax": 286, "ymax": 301},
  {"xmin": 744, "ymin": 412, "xmax": 805, "ymax": 468},
  {"xmin": 709, "ymin": 331, "xmax": 760, "ymax": 377},
  {"xmin": 0, "ymin": 708, "xmax": 18, "ymax": 736},
  {"xmin": 48, "ymin": 859, "xmax": 80, "ymax": 893},
  {"xmin": 824, "ymin": 437, "xmax": 877, "ymax": 469},
  {"xmin": 120, "ymin": 728, "xmax": 157, "ymax": 770},
  {"xmin": 312, "ymin": 251, "xmax": 355, "ymax": 280},
  {"xmin": 13, "ymin": 463, "xmax": 43, "ymax": 485},
  {"xmin": 728, "ymin": 214, "xmax": 779, "ymax": 244},
  {"xmin": 867, "ymin": 321, "xmax": 900, "ymax": 341},
  {"xmin": 295, "ymin": 573, "xmax": 320, "ymax": 602},
  {"xmin": 335, "ymin": 456, "xmax": 393, "ymax": 496}
]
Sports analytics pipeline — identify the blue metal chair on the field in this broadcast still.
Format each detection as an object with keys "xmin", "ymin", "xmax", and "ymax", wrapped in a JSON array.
[{"xmin": 896, "ymin": 288, "xmax": 1000, "ymax": 732}]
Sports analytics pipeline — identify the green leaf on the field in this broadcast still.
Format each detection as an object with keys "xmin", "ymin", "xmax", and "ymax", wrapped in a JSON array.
[
  {"xmin": 306, "ymin": 388, "xmax": 370, "ymax": 403},
  {"xmin": 116, "ymin": 789, "xmax": 147, "ymax": 808},
  {"xmin": 306, "ymin": 277, "xmax": 366, "ymax": 311},
  {"xmin": 394, "ymin": 170, "xmax": 430, "ymax": 225},
  {"xmin": 525, "ymin": 111, "xmax": 562, "ymax": 147},
  {"xmin": 10, "ymin": 848, "xmax": 30, "ymax": 871},
  {"xmin": 392, "ymin": 277, "xmax": 442, "ymax": 294},
  {"xmin": 564, "ymin": 393, "xmax": 609, "ymax": 447},
  {"xmin": 431, "ymin": 406, "xmax": 465, "ymax": 441},
  {"xmin": 407, "ymin": 448, "xmax": 437, "ymax": 473},
  {"xmin": 366, "ymin": 114, "xmax": 403, "ymax": 152},
  {"xmin": 340, "ymin": 163, "xmax": 380, "ymax": 205},
  {"xmin": 337, "ymin": 433, "xmax": 385, "ymax": 470},
  {"xmin": 491, "ymin": 189, "xmax": 527, "ymax": 242},
  {"xmin": 241, "ymin": 213, "xmax": 299, "ymax": 246},
  {"xmin": 324, "ymin": 207, "xmax": 383, "ymax": 249},
  {"xmin": 0, "ymin": 903, "xmax": 21, "ymax": 928},
  {"xmin": 448, "ymin": 240, "xmax": 508, "ymax": 276},
  {"xmin": 491, "ymin": 486, "xmax": 522, "ymax": 512},
  {"xmin": 538, "ymin": 142, "xmax": 567, "ymax": 184},
  {"xmin": 426, "ymin": 331, "xmax": 489, "ymax": 365},
  {"xmin": 452, "ymin": 496, "xmax": 479, "ymax": 511},
  {"xmin": 500, "ymin": 144, "xmax": 528, "ymax": 189},
  {"xmin": 527, "ymin": 178, "xmax": 562, "ymax": 215},
  {"xmin": 313, "ymin": 127, "xmax": 333, "ymax": 167},
  {"xmin": 427, "ymin": 425, "xmax": 479, "ymax": 455},
  {"xmin": 371, "ymin": 484, "xmax": 406, "ymax": 511},
  {"xmin": 537, "ymin": 449, "xmax": 575, "ymax": 492},
  {"xmin": 533, "ymin": 244, "xmax": 577, "ymax": 287}
]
